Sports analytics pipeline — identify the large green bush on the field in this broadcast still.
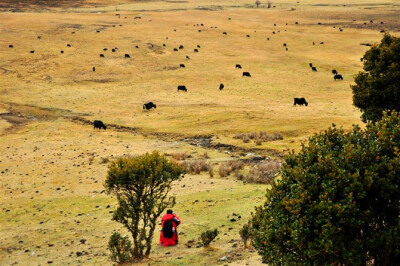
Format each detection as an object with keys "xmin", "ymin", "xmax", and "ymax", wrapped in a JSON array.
[
  {"xmin": 251, "ymin": 112, "xmax": 400, "ymax": 265},
  {"xmin": 352, "ymin": 33, "xmax": 400, "ymax": 123}
]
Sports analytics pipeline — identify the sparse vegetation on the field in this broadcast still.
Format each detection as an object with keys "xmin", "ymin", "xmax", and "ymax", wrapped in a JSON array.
[
  {"xmin": 239, "ymin": 222, "xmax": 252, "ymax": 248},
  {"xmin": 240, "ymin": 161, "xmax": 281, "ymax": 184},
  {"xmin": 180, "ymin": 159, "xmax": 212, "ymax": 175},
  {"xmin": 108, "ymin": 232, "xmax": 133, "ymax": 263},
  {"xmin": 234, "ymin": 132, "xmax": 283, "ymax": 144},
  {"xmin": 218, "ymin": 160, "xmax": 245, "ymax": 177},
  {"xmin": 171, "ymin": 152, "xmax": 191, "ymax": 161},
  {"xmin": 200, "ymin": 229, "xmax": 219, "ymax": 247},
  {"xmin": 104, "ymin": 151, "xmax": 183, "ymax": 259}
]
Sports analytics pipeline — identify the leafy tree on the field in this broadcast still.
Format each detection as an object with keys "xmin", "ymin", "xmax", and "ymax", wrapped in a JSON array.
[
  {"xmin": 352, "ymin": 33, "xmax": 400, "ymax": 122},
  {"xmin": 105, "ymin": 151, "xmax": 183, "ymax": 259},
  {"xmin": 251, "ymin": 112, "xmax": 400, "ymax": 265}
]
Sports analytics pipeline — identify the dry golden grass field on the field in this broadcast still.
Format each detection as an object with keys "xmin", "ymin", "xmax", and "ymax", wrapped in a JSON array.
[{"xmin": 0, "ymin": 0, "xmax": 399, "ymax": 265}]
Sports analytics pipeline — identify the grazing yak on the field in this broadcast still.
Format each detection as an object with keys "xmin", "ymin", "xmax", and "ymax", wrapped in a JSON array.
[
  {"xmin": 194, "ymin": 49, "xmax": 199, "ymax": 52},
  {"xmin": 332, "ymin": 69, "xmax": 338, "ymax": 75},
  {"xmin": 67, "ymin": 44, "xmax": 71, "ymax": 47},
  {"xmin": 180, "ymin": 64, "xmax": 185, "ymax": 68},
  {"xmin": 143, "ymin": 102, "xmax": 157, "ymax": 110},
  {"xmin": 112, "ymin": 49, "xmax": 116, "ymax": 52},
  {"xmin": 92, "ymin": 67, "xmax": 96, "ymax": 72},
  {"xmin": 177, "ymin": 85, "xmax": 187, "ymax": 92},
  {"xmin": 174, "ymin": 48, "xmax": 178, "ymax": 51},
  {"xmin": 312, "ymin": 67, "xmax": 317, "ymax": 72},
  {"xmin": 294, "ymin": 98, "xmax": 308, "ymax": 106},
  {"xmin": 103, "ymin": 48, "xmax": 108, "ymax": 51},
  {"xmin": 219, "ymin": 83, "xmax": 224, "ymax": 90},
  {"xmin": 9, "ymin": 45, "xmax": 13, "ymax": 48},
  {"xmin": 179, "ymin": 45, "xmax": 184, "ymax": 49},
  {"xmin": 125, "ymin": 54, "xmax": 130, "ymax": 58},
  {"xmin": 60, "ymin": 50, "xmax": 64, "ymax": 54},
  {"xmin": 100, "ymin": 54, "xmax": 104, "ymax": 57},
  {"xmin": 197, "ymin": 45, "xmax": 201, "ymax": 48},
  {"xmin": 223, "ymin": 32, "xmax": 227, "ymax": 35},
  {"xmin": 236, "ymin": 64, "xmax": 242, "ymax": 69},
  {"xmin": 30, "ymin": 50, "xmax": 35, "ymax": 54},
  {"xmin": 243, "ymin": 72, "xmax": 251, "ymax": 77},
  {"xmin": 334, "ymin": 74, "xmax": 343, "ymax": 80},
  {"xmin": 186, "ymin": 55, "xmax": 190, "ymax": 59},
  {"xmin": 309, "ymin": 63, "xmax": 313, "ymax": 67},
  {"xmin": 94, "ymin": 120, "xmax": 106, "ymax": 130}
]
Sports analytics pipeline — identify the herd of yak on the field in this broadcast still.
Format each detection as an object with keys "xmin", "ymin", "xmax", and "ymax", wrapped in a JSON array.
[{"xmin": 6, "ymin": 12, "xmax": 375, "ymax": 131}]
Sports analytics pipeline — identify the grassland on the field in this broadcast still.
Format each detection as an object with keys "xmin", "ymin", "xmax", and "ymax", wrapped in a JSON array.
[{"xmin": 0, "ymin": 0, "xmax": 399, "ymax": 265}]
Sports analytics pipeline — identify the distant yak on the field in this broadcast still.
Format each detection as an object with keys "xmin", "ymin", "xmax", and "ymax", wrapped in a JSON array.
[
  {"xmin": 334, "ymin": 74, "xmax": 343, "ymax": 80},
  {"xmin": 94, "ymin": 120, "xmax": 106, "ymax": 130},
  {"xmin": 143, "ymin": 102, "xmax": 157, "ymax": 110},
  {"xmin": 242, "ymin": 72, "xmax": 251, "ymax": 77},
  {"xmin": 177, "ymin": 85, "xmax": 187, "ymax": 92},
  {"xmin": 294, "ymin": 98, "xmax": 308, "ymax": 106}
]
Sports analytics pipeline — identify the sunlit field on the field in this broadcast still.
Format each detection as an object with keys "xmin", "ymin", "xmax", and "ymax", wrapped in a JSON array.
[{"xmin": 1, "ymin": 0, "xmax": 399, "ymax": 264}]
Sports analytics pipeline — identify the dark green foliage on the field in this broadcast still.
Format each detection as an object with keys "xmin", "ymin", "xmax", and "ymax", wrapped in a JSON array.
[
  {"xmin": 239, "ymin": 221, "xmax": 252, "ymax": 248},
  {"xmin": 352, "ymin": 33, "xmax": 400, "ymax": 122},
  {"xmin": 251, "ymin": 112, "xmax": 400, "ymax": 265},
  {"xmin": 105, "ymin": 151, "xmax": 183, "ymax": 259},
  {"xmin": 200, "ymin": 229, "xmax": 219, "ymax": 247},
  {"xmin": 108, "ymin": 232, "xmax": 132, "ymax": 263}
]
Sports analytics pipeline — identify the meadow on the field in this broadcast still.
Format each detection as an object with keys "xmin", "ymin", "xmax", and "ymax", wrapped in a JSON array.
[{"xmin": 0, "ymin": 0, "xmax": 399, "ymax": 264}]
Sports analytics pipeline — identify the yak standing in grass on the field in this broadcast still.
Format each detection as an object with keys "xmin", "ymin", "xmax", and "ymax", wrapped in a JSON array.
[
  {"xmin": 294, "ymin": 98, "xmax": 308, "ymax": 106},
  {"xmin": 243, "ymin": 72, "xmax": 251, "ymax": 77},
  {"xmin": 94, "ymin": 120, "xmax": 107, "ymax": 130},
  {"xmin": 334, "ymin": 74, "xmax": 343, "ymax": 80},
  {"xmin": 177, "ymin": 85, "xmax": 187, "ymax": 92},
  {"xmin": 143, "ymin": 102, "xmax": 157, "ymax": 110}
]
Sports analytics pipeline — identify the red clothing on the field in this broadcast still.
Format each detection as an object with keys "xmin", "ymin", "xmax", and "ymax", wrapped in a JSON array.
[{"xmin": 159, "ymin": 213, "xmax": 181, "ymax": 247}]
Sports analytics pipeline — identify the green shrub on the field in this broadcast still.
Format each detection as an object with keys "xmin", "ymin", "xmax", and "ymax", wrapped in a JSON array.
[
  {"xmin": 200, "ymin": 229, "xmax": 219, "ymax": 247},
  {"xmin": 108, "ymin": 232, "xmax": 132, "ymax": 263},
  {"xmin": 239, "ymin": 222, "xmax": 252, "ymax": 248},
  {"xmin": 251, "ymin": 112, "xmax": 400, "ymax": 265},
  {"xmin": 352, "ymin": 33, "xmax": 400, "ymax": 122}
]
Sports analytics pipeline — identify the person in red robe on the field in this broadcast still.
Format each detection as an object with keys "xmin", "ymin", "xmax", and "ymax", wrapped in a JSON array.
[{"xmin": 159, "ymin": 209, "xmax": 181, "ymax": 247}]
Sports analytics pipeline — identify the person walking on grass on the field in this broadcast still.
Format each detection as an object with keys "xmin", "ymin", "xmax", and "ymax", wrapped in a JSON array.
[{"xmin": 159, "ymin": 209, "xmax": 181, "ymax": 247}]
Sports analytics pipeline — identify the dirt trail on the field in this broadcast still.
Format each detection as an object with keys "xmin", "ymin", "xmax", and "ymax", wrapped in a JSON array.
[{"xmin": 0, "ymin": 101, "xmax": 282, "ymax": 157}]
